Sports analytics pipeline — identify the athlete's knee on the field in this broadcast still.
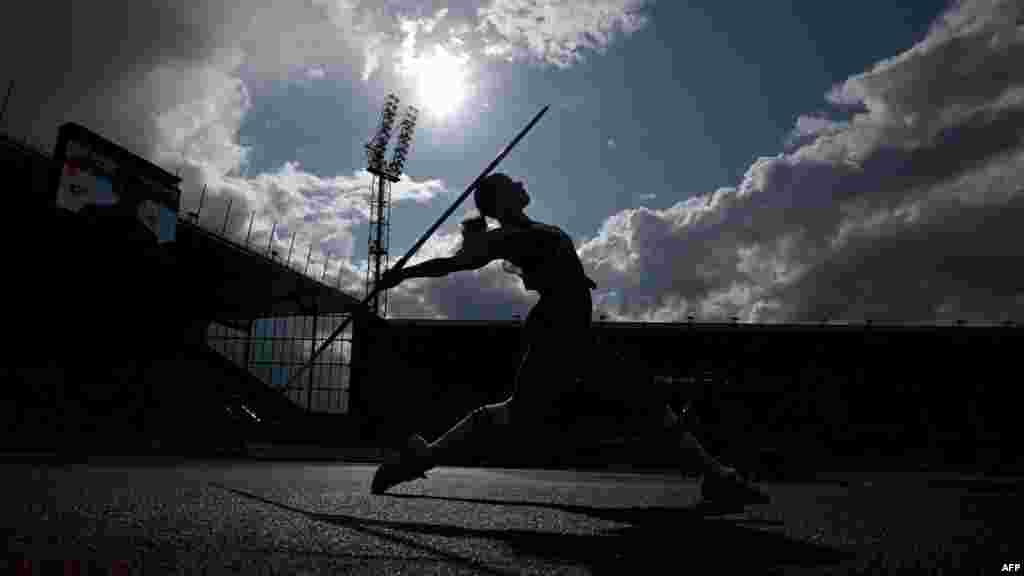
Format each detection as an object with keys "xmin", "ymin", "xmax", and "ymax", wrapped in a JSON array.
[
  {"xmin": 470, "ymin": 400, "xmax": 512, "ymax": 428},
  {"xmin": 488, "ymin": 399, "xmax": 513, "ymax": 426},
  {"xmin": 663, "ymin": 404, "xmax": 680, "ymax": 429},
  {"xmin": 665, "ymin": 400, "xmax": 701, "ymax": 432}
]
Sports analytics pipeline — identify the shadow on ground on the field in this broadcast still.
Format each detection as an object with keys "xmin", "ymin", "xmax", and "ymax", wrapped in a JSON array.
[
  {"xmin": 924, "ymin": 476, "xmax": 1023, "ymax": 495},
  {"xmin": 212, "ymin": 483, "xmax": 853, "ymax": 574}
]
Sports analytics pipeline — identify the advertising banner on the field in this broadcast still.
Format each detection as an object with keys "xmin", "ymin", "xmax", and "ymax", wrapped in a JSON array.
[
  {"xmin": 55, "ymin": 141, "xmax": 119, "ymax": 213},
  {"xmin": 53, "ymin": 123, "xmax": 180, "ymax": 244}
]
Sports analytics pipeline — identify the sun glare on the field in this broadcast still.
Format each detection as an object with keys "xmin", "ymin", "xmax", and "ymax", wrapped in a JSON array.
[{"xmin": 401, "ymin": 44, "xmax": 471, "ymax": 119}]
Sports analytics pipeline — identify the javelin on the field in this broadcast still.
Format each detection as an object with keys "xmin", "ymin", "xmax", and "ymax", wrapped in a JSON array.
[{"xmin": 284, "ymin": 104, "xmax": 550, "ymax": 389}]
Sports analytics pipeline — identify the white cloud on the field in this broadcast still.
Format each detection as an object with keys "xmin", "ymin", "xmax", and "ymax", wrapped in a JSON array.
[
  {"xmin": 579, "ymin": 0, "xmax": 1024, "ymax": 324},
  {"xmin": 391, "ymin": 172, "xmax": 450, "ymax": 203},
  {"xmin": 477, "ymin": 0, "xmax": 652, "ymax": 68},
  {"xmin": 824, "ymin": 0, "xmax": 1024, "ymax": 156},
  {"xmin": 482, "ymin": 42, "xmax": 515, "ymax": 59},
  {"xmin": 785, "ymin": 114, "xmax": 848, "ymax": 150},
  {"xmin": 232, "ymin": 1, "xmax": 388, "ymax": 85},
  {"xmin": 153, "ymin": 58, "xmax": 252, "ymax": 182},
  {"xmin": 191, "ymin": 162, "xmax": 450, "ymax": 269},
  {"xmin": 362, "ymin": 33, "xmax": 386, "ymax": 81}
]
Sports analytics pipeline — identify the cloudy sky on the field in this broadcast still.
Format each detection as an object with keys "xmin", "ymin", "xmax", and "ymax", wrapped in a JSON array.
[{"xmin": 5, "ymin": 0, "xmax": 1022, "ymax": 324}]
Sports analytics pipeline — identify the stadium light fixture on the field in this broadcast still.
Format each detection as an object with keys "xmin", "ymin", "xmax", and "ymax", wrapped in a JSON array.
[{"xmin": 388, "ymin": 106, "xmax": 418, "ymax": 178}]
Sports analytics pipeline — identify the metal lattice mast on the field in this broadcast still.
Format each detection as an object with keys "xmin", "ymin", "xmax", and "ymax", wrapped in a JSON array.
[{"xmin": 364, "ymin": 94, "xmax": 418, "ymax": 318}]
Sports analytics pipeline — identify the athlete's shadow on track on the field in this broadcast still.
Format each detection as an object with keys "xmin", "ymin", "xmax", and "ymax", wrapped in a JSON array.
[
  {"xmin": 213, "ymin": 483, "xmax": 852, "ymax": 574},
  {"xmin": 386, "ymin": 493, "xmax": 852, "ymax": 572}
]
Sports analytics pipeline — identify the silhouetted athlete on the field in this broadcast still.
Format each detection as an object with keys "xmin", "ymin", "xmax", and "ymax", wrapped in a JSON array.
[{"xmin": 370, "ymin": 173, "xmax": 767, "ymax": 506}]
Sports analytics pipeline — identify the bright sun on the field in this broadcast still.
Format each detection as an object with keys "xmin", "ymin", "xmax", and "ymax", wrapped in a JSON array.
[{"xmin": 401, "ymin": 44, "xmax": 471, "ymax": 119}]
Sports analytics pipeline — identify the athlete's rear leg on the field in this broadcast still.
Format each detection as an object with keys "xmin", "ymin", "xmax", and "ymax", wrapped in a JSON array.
[
  {"xmin": 659, "ymin": 403, "xmax": 729, "ymax": 475},
  {"xmin": 668, "ymin": 404, "xmax": 768, "ymax": 505},
  {"xmin": 616, "ymin": 384, "xmax": 769, "ymax": 506}
]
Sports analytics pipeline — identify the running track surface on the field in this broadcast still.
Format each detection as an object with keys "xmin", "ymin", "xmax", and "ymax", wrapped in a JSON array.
[{"xmin": 3, "ymin": 460, "xmax": 1020, "ymax": 574}]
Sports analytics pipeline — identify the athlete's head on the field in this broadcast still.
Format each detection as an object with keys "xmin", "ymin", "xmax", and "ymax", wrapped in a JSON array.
[{"xmin": 474, "ymin": 173, "xmax": 529, "ymax": 220}]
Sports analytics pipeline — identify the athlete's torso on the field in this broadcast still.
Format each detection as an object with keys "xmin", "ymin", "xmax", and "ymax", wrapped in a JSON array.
[{"xmin": 482, "ymin": 218, "xmax": 596, "ymax": 295}]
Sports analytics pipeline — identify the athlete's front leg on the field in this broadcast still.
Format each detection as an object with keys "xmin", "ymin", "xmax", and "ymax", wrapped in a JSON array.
[
  {"xmin": 427, "ymin": 397, "xmax": 513, "ymax": 457},
  {"xmin": 370, "ymin": 398, "xmax": 513, "ymax": 494}
]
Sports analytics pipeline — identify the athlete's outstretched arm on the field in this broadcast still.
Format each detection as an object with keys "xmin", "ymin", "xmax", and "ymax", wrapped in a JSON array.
[
  {"xmin": 396, "ymin": 257, "xmax": 462, "ymax": 279},
  {"xmin": 380, "ymin": 245, "xmax": 496, "ymax": 288}
]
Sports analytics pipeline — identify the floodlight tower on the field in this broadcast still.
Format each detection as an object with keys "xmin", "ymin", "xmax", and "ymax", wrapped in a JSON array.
[{"xmin": 364, "ymin": 94, "xmax": 418, "ymax": 317}]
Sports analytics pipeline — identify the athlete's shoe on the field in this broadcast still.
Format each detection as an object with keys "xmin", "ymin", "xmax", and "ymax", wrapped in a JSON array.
[
  {"xmin": 370, "ymin": 434, "xmax": 434, "ymax": 494},
  {"xmin": 700, "ymin": 467, "xmax": 771, "ymax": 506}
]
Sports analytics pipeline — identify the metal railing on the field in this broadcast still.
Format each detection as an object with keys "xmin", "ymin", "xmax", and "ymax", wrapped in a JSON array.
[{"xmin": 180, "ymin": 192, "xmax": 353, "ymax": 292}]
